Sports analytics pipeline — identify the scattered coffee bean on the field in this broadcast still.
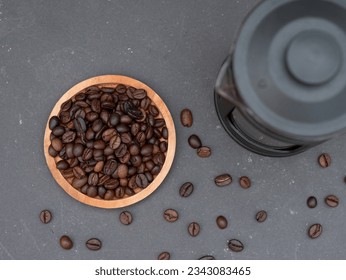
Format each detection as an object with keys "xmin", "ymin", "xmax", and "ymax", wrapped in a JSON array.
[
  {"xmin": 239, "ymin": 176, "xmax": 251, "ymax": 189},
  {"xmin": 228, "ymin": 239, "xmax": 244, "ymax": 252},
  {"xmin": 318, "ymin": 153, "xmax": 331, "ymax": 168},
  {"xmin": 198, "ymin": 255, "xmax": 215, "ymax": 260},
  {"xmin": 325, "ymin": 195, "xmax": 339, "ymax": 208},
  {"xmin": 180, "ymin": 108, "xmax": 193, "ymax": 127},
  {"xmin": 158, "ymin": 252, "xmax": 170, "ymax": 260},
  {"xmin": 60, "ymin": 235, "xmax": 73, "ymax": 250},
  {"xmin": 179, "ymin": 182, "xmax": 194, "ymax": 197},
  {"xmin": 163, "ymin": 209, "xmax": 179, "ymax": 222},
  {"xmin": 39, "ymin": 210, "xmax": 52, "ymax": 224},
  {"xmin": 197, "ymin": 146, "xmax": 211, "ymax": 158},
  {"xmin": 216, "ymin": 215, "xmax": 228, "ymax": 229},
  {"xmin": 188, "ymin": 222, "xmax": 200, "ymax": 237},
  {"xmin": 188, "ymin": 134, "xmax": 202, "ymax": 149},
  {"xmin": 214, "ymin": 174, "xmax": 232, "ymax": 186},
  {"xmin": 255, "ymin": 210, "xmax": 267, "ymax": 223},
  {"xmin": 308, "ymin": 223, "xmax": 323, "ymax": 239},
  {"xmin": 86, "ymin": 238, "xmax": 102, "ymax": 251},
  {"xmin": 307, "ymin": 196, "xmax": 317, "ymax": 208},
  {"xmin": 119, "ymin": 211, "xmax": 132, "ymax": 225}
]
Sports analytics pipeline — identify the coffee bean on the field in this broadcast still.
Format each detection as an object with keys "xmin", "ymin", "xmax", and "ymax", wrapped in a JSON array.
[
  {"xmin": 214, "ymin": 174, "xmax": 232, "ymax": 186},
  {"xmin": 72, "ymin": 166, "xmax": 85, "ymax": 179},
  {"xmin": 103, "ymin": 159, "xmax": 117, "ymax": 176},
  {"xmin": 49, "ymin": 116, "xmax": 60, "ymax": 130},
  {"xmin": 115, "ymin": 84, "xmax": 127, "ymax": 94},
  {"xmin": 179, "ymin": 182, "xmax": 194, "ymax": 197},
  {"xmin": 180, "ymin": 108, "xmax": 193, "ymax": 127},
  {"xmin": 255, "ymin": 210, "xmax": 267, "ymax": 222},
  {"xmin": 94, "ymin": 161, "xmax": 104, "ymax": 173},
  {"xmin": 117, "ymin": 164, "xmax": 128, "ymax": 179},
  {"xmin": 52, "ymin": 126, "xmax": 65, "ymax": 137},
  {"xmin": 88, "ymin": 172, "xmax": 99, "ymax": 186},
  {"xmin": 82, "ymin": 147, "xmax": 93, "ymax": 161},
  {"xmin": 228, "ymin": 239, "xmax": 244, "ymax": 252},
  {"xmin": 141, "ymin": 144, "xmax": 153, "ymax": 156},
  {"xmin": 39, "ymin": 210, "xmax": 52, "ymax": 224},
  {"xmin": 198, "ymin": 255, "xmax": 215, "ymax": 260},
  {"xmin": 119, "ymin": 211, "xmax": 132, "ymax": 225},
  {"xmin": 136, "ymin": 174, "xmax": 149, "ymax": 188},
  {"xmin": 216, "ymin": 215, "xmax": 228, "ymax": 229},
  {"xmin": 104, "ymin": 178, "xmax": 119, "ymax": 190},
  {"xmin": 109, "ymin": 134, "xmax": 121, "ymax": 149},
  {"xmin": 72, "ymin": 177, "xmax": 88, "ymax": 188},
  {"xmin": 307, "ymin": 196, "xmax": 317, "ymax": 208},
  {"xmin": 188, "ymin": 222, "xmax": 200, "ymax": 237},
  {"xmin": 133, "ymin": 89, "xmax": 147, "ymax": 99},
  {"xmin": 163, "ymin": 209, "xmax": 178, "ymax": 222},
  {"xmin": 318, "ymin": 153, "xmax": 331, "ymax": 168},
  {"xmin": 197, "ymin": 146, "xmax": 211, "ymax": 158},
  {"xmin": 86, "ymin": 238, "xmax": 102, "ymax": 251},
  {"xmin": 61, "ymin": 168, "xmax": 74, "ymax": 179},
  {"xmin": 93, "ymin": 140, "xmax": 106, "ymax": 150},
  {"xmin": 87, "ymin": 186, "xmax": 98, "ymax": 197},
  {"xmin": 60, "ymin": 235, "xmax": 73, "ymax": 250},
  {"xmin": 239, "ymin": 176, "xmax": 251, "ymax": 189},
  {"xmin": 56, "ymin": 160, "xmax": 69, "ymax": 170},
  {"xmin": 158, "ymin": 252, "xmax": 170, "ymax": 260},
  {"xmin": 188, "ymin": 134, "xmax": 202, "ymax": 149},
  {"xmin": 159, "ymin": 141, "xmax": 168, "ymax": 153},
  {"xmin": 308, "ymin": 223, "xmax": 323, "ymax": 239},
  {"xmin": 51, "ymin": 137, "xmax": 63, "ymax": 152},
  {"xmin": 73, "ymin": 117, "xmax": 86, "ymax": 132},
  {"xmin": 48, "ymin": 145, "xmax": 58, "ymax": 157},
  {"xmin": 325, "ymin": 195, "xmax": 339, "ymax": 207},
  {"xmin": 73, "ymin": 143, "xmax": 84, "ymax": 157},
  {"xmin": 104, "ymin": 189, "xmax": 115, "ymax": 200}
]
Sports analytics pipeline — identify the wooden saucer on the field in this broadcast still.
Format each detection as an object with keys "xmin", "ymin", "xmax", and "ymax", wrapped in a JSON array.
[{"xmin": 44, "ymin": 75, "xmax": 176, "ymax": 208}]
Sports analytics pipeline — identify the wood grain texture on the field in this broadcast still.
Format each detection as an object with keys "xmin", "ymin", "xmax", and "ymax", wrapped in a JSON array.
[{"xmin": 44, "ymin": 75, "xmax": 176, "ymax": 208}]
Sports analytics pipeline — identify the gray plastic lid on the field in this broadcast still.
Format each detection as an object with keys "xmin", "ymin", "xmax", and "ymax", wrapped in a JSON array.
[{"xmin": 233, "ymin": 0, "xmax": 346, "ymax": 141}]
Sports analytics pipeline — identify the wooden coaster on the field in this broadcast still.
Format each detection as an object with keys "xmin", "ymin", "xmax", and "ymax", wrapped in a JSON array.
[{"xmin": 44, "ymin": 75, "xmax": 176, "ymax": 208}]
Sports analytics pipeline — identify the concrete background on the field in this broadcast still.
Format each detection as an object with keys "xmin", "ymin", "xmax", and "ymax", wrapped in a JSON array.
[{"xmin": 1, "ymin": 0, "xmax": 346, "ymax": 259}]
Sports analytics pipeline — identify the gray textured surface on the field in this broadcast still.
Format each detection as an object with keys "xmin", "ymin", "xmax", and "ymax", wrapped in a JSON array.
[{"xmin": 1, "ymin": 0, "xmax": 346, "ymax": 260}]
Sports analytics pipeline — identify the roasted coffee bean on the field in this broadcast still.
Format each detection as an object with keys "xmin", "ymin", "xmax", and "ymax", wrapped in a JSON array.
[
  {"xmin": 98, "ymin": 186, "xmax": 107, "ymax": 198},
  {"xmin": 117, "ymin": 164, "xmax": 128, "ymax": 179},
  {"xmin": 72, "ymin": 177, "xmax": 88, "ymax": 188},
  {"xmin": 109, "ymin": 134, "xmax": 121, "ymax": 149},
  {"xmin": 94, "ymin": 161, "xmax": 104, "ymax": 173},
  {"xmin": 62, "ymin": 131, "xmax": 76, "ymax": 143},
  {"xmin": 72, "ymin": 166, "xmax": 86, "ymax": 179},
  {"xmin": 51, "ymin": 137, "xmax": 63, "ymax": 152},
  {"xmin": 159, "ymin": 141, "xmax": 168, "ymax": 153},
  {"xmin": 88, "ymin": 172, "xmax": 99, "ymax": 186},
  {"xmin": 104, "ymin": 189, "xmax": 115, "ymax": 200},
  {"xmin": 52, "ymin": 126, "xmax": 65, "ymax": 137},
  {"xmin": 153, "ymin": 152, "xmax": 165, "ymax": 165},
  {"xmin": 59, "ymin": 110, "xmax": 71, "ymax": 123},
  {"xmin": 136, "ymin": 174, "xmax": 149, "ymax": 188},
  {"xmin": 255, "ymin": 210, "xmax": 267, "ymax": 222},
  {"xmin": 82, "ymin": 147, "xmax": 93, "ymax": 161},
  {"xmin": 93, "ymin": 149, "xmax": 104, "ymax": 161},
  {"xmin": 188, "ymin": 222, "xmax": 200, "ymax": 237},
  {"xmin": 158, "ymin": 252, "xmax": 170, "ymax": 260},
  {"xmin": 325, "ymin": 195, "xmax": 339, "ymax": 207},
  {"xmin": 93, "ymin": 139, "xmax": 106, "ymax": 150},
  {"xmin": 188, "ymin": 134, "xmax": 202, "ymax": 149},
  {"xmin": 136, "ymin": 131, "xmax": 146, "ymax": 143},
  {"xmin": 307, "ymin": 196, "xmax": 317, "ymax": 208},
  {"xmin": 120, "ymin": 114, "xmax": 132, "ymax": 125},
  {"xmin": 103, "ymin": 159, "xmax": 118, "ymax": 176},
  {"xmin": 114, "ymin": 186, "xmax": 125, "ymax": 198},
  {"xmin": 141, "ymin": 144, "xmax": 153, "ymax": 156},
  {"xmin": 59, "ymin": 146, "xmax": 67, "ymax": 159},
  {"xmin": 145, "ymin": 160, "xmax": 155, "ymax": 171},
  {"xmin": 109, "ymin": 112, "xmax": 120, "ymax": 126},
  {"xmin": 119, "ymin": 151, "xmax": 131, "ymax": 164},
  {"xmin": 85, "ymin": 128, "xmax": 95, "ymax": 140},
  {"xmin": 115, "ymin": 84, "xmax": 127, "ymax": 94},
  {"xmin": 133, "ymin": 89, "xmax": 147, "ymax": 99},
  {"xmin": 318, "ymin": 153, "xmax": 331, "ymax": 168},
  {"xmin": 140, "ymin": 97, "xmax": 151, "ymax": 110},
  {"xmin": 104, "ymin": 178, "xmax": 119, "ymax": 190},
  {"xmin": 75, "ymin": 93, "xmax": 86, "ymax": 101},
  {"xmin": 39, "ymin": 210, "xmax": 52, "ymax": 224},
  {"xmin": 91, "ymin": 99, "xmax": 101, "ymax": 113},
  {"xmin": 179, "ymin": 182, "xmax": 194, "ymax": 197},
  {"xmin": 120, "ymin": 132, "xmax": 132, "ymax": 144},
  {"xmin": 239, "ymin": 176, "xmax": 251, "ymax": 189},
  {"xmin": 151, "ymin": 165, "xmax": 161, "ymax": 175},
  {"xmin": 56, "ymin": 160, "xmax": 69, "ymax": 170},
  {"xmin": 149, "ymin": 105, "xmax": 159, "ymax": 117},
  {"xmin": 73, "ymin": 117, "xmax": 87, "ymax": 133},
  {"xmin": 214, "ymin": 174, "xmax": 232, "ymax": 186},
  {"xmin": 131, "ymin": 123, "xmax": 140, "ymax": 136},
  {"xmin": 48, "ymin": 145, "xmax": 58, "ymax": 157},
  {"xmin": 92, "ymin": 119, "xmax": 103, "ymax": 132},
  {"xmin": 308, "ymin": 223, "xmax": 323, "ymax": 239},
  {"xmin": 49, "ymin": 116, "xmax": 60, "ymax": 130},
  {"xmin": 60, "ymin": 235, "xmax": 73, "ymax": 250},
  {"xmin": 80, "ymin": 184, "xmax": 89, "ymax": 194},
  {"xmin": 101, "ymin": 101, "xmax": 115, "ymax": 110},
  {"xmin": 163, "ymin": 209, "xmax": 178, "ymax": 222},
  {"xmin": 119, "ymin": 211, "xmax": 132, "ymax": 225},
  {"xmin": 94, "ymin": 125, "xmax": 107, "ymax": 140},
  {"xmin": 161, "ymin": 127, "xmax": 168, "ymax": 140},
  {"xmin": 216, "ymin": 215, "xmax": 228, "ymax": 229},
  {"xmin": 154, "ymin": 118, "xmax": 165, "ymax": 128},
  {"xmin": 119, "ymin": 178, "xmax": 128, "ymax": 187},
  {"xmin": 228, "ymin": 239, "xmax": 244, "ymax": 252},
  {"xmin": 129, "ymin": 144, "xmax": 140, "ymax": 156},
  {"xmin": 103, "ymin": 146, "xmax": 114, "ymax": 156},
  {"xmin": 86, "ymin": 238, "xmax": 102, "ymax": 251},
  {"xmin": 86, "ymin": 112, "xmax": 99, "ymax": 122},
  {"xmin": 115, "ymin": 123, "xmax": 129, "ymax": 133},
  {"xmin": 180, "ymin": 108, "xmax": 193, "ymax": 127},
  {"xmin": 125, "ymin": 186, "xmax": 136, "ymax": 196},
  {"xmin": 73, "ymin": 143, "xmax": 84, "ymax": 157},
  {"xmin": 60, "ymin": 99, "xmax": 72, "ymax": 112},
  {"xmin": 61, "ymin": 168, "xmax": 74, "ymax": 179},
  {"xmin": 115, "ymin": 143, "xmax": 127, "ymax": 158},
  {"xmin": 197, "ymin": 146, "xmax": 211, "ymax": 158},
  {"xmin": 198, "ymin": 255, "xmax": 215, "ymax": 260},
  {"xmin": 65, "ymin": 143, "xmax": 74, "ymax": 158},
  {"xmin": 86, "ymin": 186, "xmax": 98, "ymax": 197},
  {"xmin": 102, "ymin": 128, "xmax": 117, "ymax": 142}
]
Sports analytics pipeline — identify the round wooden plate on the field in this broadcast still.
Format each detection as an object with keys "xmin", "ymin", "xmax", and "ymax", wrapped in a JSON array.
[{"xmin": 44, "ymin": 75, "xmax": 176, "ymax": 208}]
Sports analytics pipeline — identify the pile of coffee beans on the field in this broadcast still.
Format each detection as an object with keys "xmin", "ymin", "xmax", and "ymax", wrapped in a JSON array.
[{"xmin": 48, "ymin": 84, "xmax": 168, "ymax": 200}]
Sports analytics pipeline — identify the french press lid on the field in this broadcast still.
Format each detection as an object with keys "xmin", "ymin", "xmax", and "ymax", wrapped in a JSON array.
[{"xmin": 233, "ymin": 0, "xmax": 346, "ymax": 141}]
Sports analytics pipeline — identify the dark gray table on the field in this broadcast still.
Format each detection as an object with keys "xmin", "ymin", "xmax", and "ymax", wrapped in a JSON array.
[{"xmin": 1, "ymin": 0, "xmax": 346, "ymax": 260}]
